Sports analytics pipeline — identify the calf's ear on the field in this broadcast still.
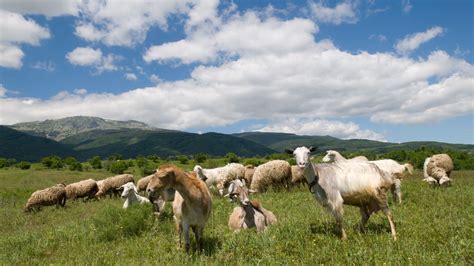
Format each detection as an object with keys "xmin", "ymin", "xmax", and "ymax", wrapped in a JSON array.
[
  {"xmin": 285, "ymin": 149, "xmax": 294, "ymax": 154},
  {"xmin": 309, "ymin": 146, "xmax": 317, "ymax": 153}
]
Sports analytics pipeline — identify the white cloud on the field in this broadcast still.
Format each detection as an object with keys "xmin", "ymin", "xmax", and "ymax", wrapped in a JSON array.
[
  {"xmin": 308, "ymin": 1, "xmax": 358, "ymax": 25},
  {"xmin": 31, "ymin": 61, "xmax": 55, "ymax": 72},
  {"xmin": 395, "ymin": 26, "xmax": 444, "ymax": 55},
  {"xmin": 66, "ymin": 47, "xmax": 120, "ymax": 73},
  {"xmin": 256, "ymin": 118, "xmax": 386, "ymax": 141},
  {"xmin": 149, "ymin": 74, "xmax": 162, "ymax": 84},
  {"xmin": 369, "ymin": 34, "xmax": 387, "ymax": 42},
  {"xmin": 0, "ymin": 84, "xmax": 7, "ymax": 97},
  {"xmin": 73, "ymin": 88, "xmax": 87, "ymax": 95},
  {"xmin": 0, "ymin": 0, "xmax": 80, "ymax": 17},
  {"xmin": 401, "ymin": 0, "xmax": 413, "ymax": 13},
  {"xmin": 125, "ymin": 73, "xmax": 138, "ymax": 81},
  {"xmin": 144, "ymin": 11, "xmax": 318, "ymax": 64},
  {"xmin": 0, "ymin": 10, "xmax": 50, "ymax": 69}
]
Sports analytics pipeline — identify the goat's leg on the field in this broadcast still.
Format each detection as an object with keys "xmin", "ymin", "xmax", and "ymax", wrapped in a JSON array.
[
  {"xmin": 359, "ymin": 206, "xmax": 370, "ymax": 232},
  {"xmin": 392, "ymin": 179, "xmax": 402, "ymax": 204},
  {"xmin": 332, "ymin": 205, "xmax": 346, "ymax": 240},
  {"xmin": 192, "ymin": 226, "xmax": 203, "ymax": 252},
  {"xmin": 382, "ymin": 207, "xmax": 397, "ymax": 240},
  {"xmin": 183, "ymin": 223, "xmax": 191, "ymax": 253},
  {"xmin": 175, "ymin": 222, "xmax": 183, "ymax": 249}
]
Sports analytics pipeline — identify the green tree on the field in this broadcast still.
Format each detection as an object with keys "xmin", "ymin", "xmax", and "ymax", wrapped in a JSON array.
[
  {"xmin": 69, "ymin": 161, "xmax": 83, "ymax": 171},
  {"xmin": 64, "ymin": 156, "xmax": 78, "ymax": 165},
  {"xmin": 147, "ymin": 154, "xmax": 160, "ymax": 162},
  {"xmin": 108, "ymin": 153, "xmax": 123, "ymax": 161},
  {"xmin": 16, "ymin": 161, "xmax": 31, "ymax": 170},
  {"xmin": 109, "ymin": 161, "xmax": 129, "ymax": 174},
  {"xmin": 0, "ymin": 158, "xmax": 6, "ymax": 168},
  {"xmin": 195, "ymin": 153, "xmax": 208, "ymax": 163},
  {"xmin": 89, "ymin": 156, "xmax": 102, "ymax": 169},
  {"xmin": 41, "ymin": 156, "xmax": 63, "ymax": 169},
  {"xmin": 226, "ymin": 152, "xmax": 240, "ymax": 163},
  {"xmin": 177, "ymin": 155, "xmax": 189, "ymax": 165},
  {"xmin": 135, "ymin": 155, "xmax": 147, "ymax": 168}
]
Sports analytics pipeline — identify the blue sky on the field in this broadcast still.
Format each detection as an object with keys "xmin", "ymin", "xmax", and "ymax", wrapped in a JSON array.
[{"xmin": 0, "ymin": 0, "xmax": 473, "ymax": 144}]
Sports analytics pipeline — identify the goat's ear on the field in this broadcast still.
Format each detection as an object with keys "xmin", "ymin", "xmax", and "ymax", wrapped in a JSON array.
[
  {"xmin": 249, "ymin": 189, "xmax": 256, "ymax": 194},
  {"xmin": 241, "ymin": 179, "xmax": 246, "ymax": 187},
  {"xmin": 228, "ymin": 182, "xmax": 235, "ymax": 195},
  {"xmin": 285, "ymin": 149, "xmax": 294, "ymax": 154},
  {"xmin": 309, "ymin": 146, "xmax": 317, "ymax": 153}
]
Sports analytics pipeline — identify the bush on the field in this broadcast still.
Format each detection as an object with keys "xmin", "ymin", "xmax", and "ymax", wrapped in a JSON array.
[
  {"xmin": 69, "ymin": 161, "xmax": 83, "ymax": 171},
  {"xmin": 135, "ymin": 155, "xmax": 147, "ymax": 168},
  {"xmin": 109, "ymin": 160, "xmax": 129, "ymax": 174},
  {"xmin": 16, "ymin": 161, "xmax": 31, "ymax": 170},
  {"xmin": 108, "ymin": 153, "xmax": 123, "ymax": 161},
  {"xmin": 195, "ymin": 153, "xmax": 208, "ymax": 163},
  {"xmin": 226, "ymin": 152, "xmax": 240, "ymax": 163},
  {"xmin": 41, "ymin": 156, "xmax": 63, "ymax": 169},
  {"xmin": 147, "ymin": 154, "xmax": 160, "ymax": 162},
  {"xmin": 92, "ymin": 205, "xmax": 153, "ymax": 242},
  {"xmin": 177, "ymin": 155, "xmax": 189, "ymax": 164},
  {"xmin": 88, "ymin": 156, "xmax": 102, "ymax": 169},
  {"xmin": 243, "ymin": 158, "xmax": 264, "ymax": 166},
  {"xmin": 0, "ymin": 158, "xmax": 6, "ymax": 168},
  {"xmin": 64, "ymin": 156, "xmax": 78, "ymax": 165}
]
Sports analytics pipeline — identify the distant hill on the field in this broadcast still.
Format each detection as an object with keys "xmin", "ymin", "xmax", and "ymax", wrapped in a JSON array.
[
  {"xmin": 234, "ymin": 132, "xmax": 474, "ymax": 154},
  {"xmin": 0, "ymin": 126, "xmax": 80, "ymax": 161},
  {"xmin": 60, "ymin": 129, "xmax": 276, "ymax": 158},
  {"xmin": 10, "ymin": 116, "xmax": 164, "ymax": 141}
]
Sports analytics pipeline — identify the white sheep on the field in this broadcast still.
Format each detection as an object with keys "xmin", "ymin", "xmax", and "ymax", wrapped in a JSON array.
[
  {"xmin": 226, "ymin": 179, "xmax": 277, "ymax": 232},
  {"xmin": 95, "ymin": 174, "xmax": 135, "ymax": 198},
  {"xmin": 250, "ymin": 160, "xmax": 291, "ymax": 192},
  {"xmin": 423, "ymin": 154, "xmax": 454, "ymax": 186},
  {"xmin": 194, "ymin": 163, "xmax": 245, "ymax": 196},
  {"xmin": 370, "ymin": 159, "xmax": 413, "ymax": 204},
  {"xmin": 65, "ymin": 179, "xmax": 98, "ymax": 201},
  {"xmin": 25, "ymin": 183, "xmax": 67, "ymax": 212},
  {"xmin": 287, "ymin": 146, "xmax": 397, "ymax": 240},
  {"xmin": 120, "ymin": 182, "xmax": 150, "ymax": 209},
  {"xmin": 322, "ymin": 150, "xmax": 368, "ymax": 163}
]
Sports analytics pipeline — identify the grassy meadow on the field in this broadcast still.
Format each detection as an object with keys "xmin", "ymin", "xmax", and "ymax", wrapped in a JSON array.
[{"xmin": 0, "ymin": 165, "xmax": 473, "ymax": 264}]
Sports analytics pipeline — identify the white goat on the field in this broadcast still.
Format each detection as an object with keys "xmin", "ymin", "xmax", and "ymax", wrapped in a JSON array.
[
  {"xmin": 287, "ymin": 146, "xmax": 396, "ymax": 240},
  {"xmin": 370, "ymin": 159, "xmax": 413, "ymax": 204},
  {"xmin": 120, "ymin": 182, "xmax": 150, "ymax": 209},
  {"xmin": 226, "ymin": 179, "xmax": 277, "ymax": 232},
  {"xmin": 194, "ymin": 163, "xmax": 245, "ymax": 196}
]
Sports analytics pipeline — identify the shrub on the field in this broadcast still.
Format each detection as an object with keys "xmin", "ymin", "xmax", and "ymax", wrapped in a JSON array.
[
  {"xmin": 64, "ymin": 156, "xmax": 78, "ymax": 165},
  {"xmin": 243, "ymin": 158, "xmax": 264, "ymax": 166},
  {"xmin": 0, "ymin": 158, "xmax": 6, "ymax": 168},
  {"xmin": 177, "ymin": 155, "xmax": 189, "ymax": 165},
  {"xmin": 88, "ymin": 156, "xmax": 102, "ymax": 169},
  {"xmin": 108, "ymin": 153, "xmax": 123, "ymax": 161},
  {"xmin": 92, "ymin": 205, "xmax": 153, "ymax": 242},
  {"xmin": 195, "ymin": 153, "xmax": 208, "ymax": 163},
  {"xmin": 16, "ymin": 161, "xmax": 31, "ymax": 170},
  {"xmin": 69, "ymin": 161, "xmax": 83, "ymax": 171},
  {"xmin": 147, "ymin": 154, "xmax": 160, "ymax": 162},
  {"xmin": 41, "ymin": 156, "xmax": 63, "ymax": 169},
  {"xmin": 135, "ymin": 155, "xmax": 147, "ymax": 168},
  {"xmin": 226, "ymin": 152, "xmax": 240, "ymax": 163}
]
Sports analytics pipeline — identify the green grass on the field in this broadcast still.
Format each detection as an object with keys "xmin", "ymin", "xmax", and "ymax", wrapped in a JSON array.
[{"xmin": 0, "ymin": 168, "xmax": 472, "ymax": 264}]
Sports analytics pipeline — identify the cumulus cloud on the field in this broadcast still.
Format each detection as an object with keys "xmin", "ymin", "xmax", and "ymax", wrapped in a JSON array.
[
  {"xmin": 256, "ymin": 118, "xmax": 386, "ymax": 141},
  {"xmin": 66, "ymin": 47, "xmax": 120, "ymax": 73},
  {"xmin": 149, "ymin": 74, "xmax": 162, "ymax": 84},
  {"xmin": 124, "ymin": 73, "xmax": 138, "ymax": 81},
  {"xmin": 0, "ymin": 0, "xmax": 80, "ymax": 17},
  {"xmin": 308, "ymin": 1, "xmax": 358, "ymax": 25},
  {"xmin": 0, "ymin": 10, "xmax": 50, "ymax": 68},
  {"xmin": 0, "ymin": 84, "xmax": 7, "ymax": 97},
  {"xmin": 395, "ymin": 26, "xmax": 444, "ymax": 55}
]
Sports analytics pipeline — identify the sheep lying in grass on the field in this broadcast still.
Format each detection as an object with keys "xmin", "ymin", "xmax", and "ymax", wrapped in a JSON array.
[
  {"xmin": 423, "ymin": 154, "xmax": 454, "ymax": 186},
  {"xmin": 147, "ymin": 165, "xmax": 212, "ymax": 253},
  {"xmin": 322, "ymin": 150, "xmax": 368, "ymax": 163},
  {"xmin": 287, "ymin": 146, "xmax": 397, "ymax": 240},
  {"xmin": 95, "ymin": 174, "xmax": 134, "ymax": 198},
  {"xmin": 250, "ymin": 160, "xmax": 291, "ymax": 192},
  {"xmin": 370, "ymin": 159, "xmax": 413, "ymax": 204},
  {"xmin": 226, "ymin": 179, "xmax": 277, "ymax": 232},
  {"xmin": 25, "ymin": 183, "xmax": 67, "ymax": 212},
  {"xmin": 65, "ymin": 179, "xmax": 98, "ymax": 201},
  {"xmin": 194, "ymin": 163, "xmax": 245, "ymax": 196},
  {"xmin": 120, "ymin": 182, "xmax": 150, "ymax": 209}
]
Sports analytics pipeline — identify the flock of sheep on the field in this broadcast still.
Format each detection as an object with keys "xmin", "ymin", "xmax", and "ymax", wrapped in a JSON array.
[{"xmin": 24, "ymin": 147, "xmax": 454, "ymax": 252}]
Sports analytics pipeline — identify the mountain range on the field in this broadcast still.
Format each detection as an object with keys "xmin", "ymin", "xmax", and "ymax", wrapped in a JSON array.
[{"xmin": 1, "ymin": 116, "xmax": 472, "ymax": 161}]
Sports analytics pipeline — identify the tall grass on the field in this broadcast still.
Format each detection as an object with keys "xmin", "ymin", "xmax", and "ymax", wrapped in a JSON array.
[{"xmin": 0, "ymin": 168, "xmax": 472, "ymax": 264}]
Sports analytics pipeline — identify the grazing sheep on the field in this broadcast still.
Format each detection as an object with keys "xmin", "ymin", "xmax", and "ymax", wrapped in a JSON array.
[
  {"xmin": 423, "ymin": 154, "xmax": 454, "ymax": 186},
  {"xmin": 290, "ymin": 165, "xmax": 306, "ymax": 185},
  {"xmin": 25, "ymin": 183, "xmax": 67, "ymax": 212},
  {"xmin": 95, "ymin": 174, "xmax": 135, "ymax": 198},
  {"xmin": 370, "ymin": 159, "xmax": 413, "ymax": 204},
  {"xmin": 250, "ymin": 160, "xmax": 291, "ymax": 192},
  {"xmin": 194, "ymin": 163, "xmax": 245, "ymax": 196},
  {"xmin": 226, "ymin": 179, "xmax": 277, "ymax": 232},
  {"xmin": 147, "ymin": 165, "xmax": 212, "ymax": 253},
  {"xmin": 287, "ymin": 146, "xmax": 397, "ymax": 240},
  {"xmin": 65, "ymin": 179, "xmax": 98, "ymax": 201},
  {"xmin": 120, "ymin": 182, "xmax": 150, "ymax": 209},
  {"xmin": 243, "ymin": 164, "xmax": 256, "ymax": 186},
  {"xmin": 322, "ymin": 150, "xmax": 369, "ymax": 163},
  {"xmin": 137, "ymin": 174, "xmax": 154, "ymax": 192}
]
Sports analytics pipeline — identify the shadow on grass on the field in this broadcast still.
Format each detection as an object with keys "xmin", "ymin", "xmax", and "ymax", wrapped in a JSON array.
[
  {"xmin": 309, "ymin": 221, "xmax": 338, "ymax": 237},
  {"xmin": 200, "ymin": 236, "xmax": 222, "ymax": 256}
]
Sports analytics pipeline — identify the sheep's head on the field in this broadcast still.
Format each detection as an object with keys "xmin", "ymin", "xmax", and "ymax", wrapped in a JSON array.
[
  {"xmin": 120, "ymin": 182, "xmax": 137, "ymax": 198},
  {"xmin": 225, "ymin": 179, "xmax": 254, "ymax": 206},
  {"xmin": 322, "ymin": 150, "xmax": 337, "ymax": 163},
  {"xmin": 286, "ymin": 146, "xmax": 316, "ymax": 169},
  {"xmin": 147, "ymin": 167, "xmax": 175, "ymax": 200},
  {"xmin": 193, "ymin": 165, "xmax": 207, "ymax": 181}
]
